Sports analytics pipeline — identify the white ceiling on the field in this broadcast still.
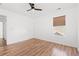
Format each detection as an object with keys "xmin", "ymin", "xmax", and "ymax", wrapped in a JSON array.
[{"xmin": 0, "ymin": 3, "xmax": 78, "ymax": 18}]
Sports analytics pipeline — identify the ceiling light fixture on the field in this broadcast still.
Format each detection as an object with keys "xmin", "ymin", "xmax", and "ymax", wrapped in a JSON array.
[{"xmin": 56, "ymin": 8, "xmax": 61, "ymax": 10}]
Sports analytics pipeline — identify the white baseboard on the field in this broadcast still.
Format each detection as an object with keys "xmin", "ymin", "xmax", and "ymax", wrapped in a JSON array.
[{"xmin": 34, "ymin": 37, "xmax": 77, "ymax": 48}]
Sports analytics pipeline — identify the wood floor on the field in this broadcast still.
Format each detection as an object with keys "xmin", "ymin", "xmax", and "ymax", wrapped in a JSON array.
[{"xmin": 0, "ymin": 38, "xmax": 78, "ymax": 56}]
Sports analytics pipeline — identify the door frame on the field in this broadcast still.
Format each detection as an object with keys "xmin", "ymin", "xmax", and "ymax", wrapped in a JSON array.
[{"xmin": 0, "ymin": 15, "xmax": 7, "ymax": 47}]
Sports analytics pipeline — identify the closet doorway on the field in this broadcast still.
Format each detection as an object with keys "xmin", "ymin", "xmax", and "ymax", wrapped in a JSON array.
[{"xmin": 0, "ymin": 15, "xmax": 7, "ymax": 47}]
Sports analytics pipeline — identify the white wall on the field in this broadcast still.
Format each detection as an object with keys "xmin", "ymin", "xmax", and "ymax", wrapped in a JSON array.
[
  {"xmin": 77, "ymin": 5, "xmax": 79, "ymax": 50},
  {"xmin": 34, "ymin": 7, "xmax": 78, "ymax": 47},
  {"xmin": 0, "ymin": 8, "xmax": 33, "ymax": 44}
]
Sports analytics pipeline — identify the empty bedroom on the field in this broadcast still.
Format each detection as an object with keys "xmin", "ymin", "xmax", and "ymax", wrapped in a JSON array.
[{"xmin": 0, "ymin": 3, "xmax": 79, "ymax": 56}]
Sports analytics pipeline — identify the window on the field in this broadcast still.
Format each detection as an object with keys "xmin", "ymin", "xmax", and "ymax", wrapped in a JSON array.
[{"xmin": 53, "ymin": 15, "xmax": 65, "ymax": 26}]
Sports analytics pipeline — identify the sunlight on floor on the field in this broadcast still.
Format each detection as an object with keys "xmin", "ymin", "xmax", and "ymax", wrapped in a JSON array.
[{"xmin": 52, "ymin": 48, "xmax": 68, "ymax": 56}]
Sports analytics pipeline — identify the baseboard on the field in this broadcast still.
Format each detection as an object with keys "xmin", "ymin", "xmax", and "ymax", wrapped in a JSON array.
[
  {"xmin": 7, "ymin": 37, "xmax": 34, "ymax": 45},
  {"xmin": 33, "ymin": 37, "xmax": 77, "ymax": 48},
  {"xmin": 7, "ymin": 37, "xmax": 77, "ymax": 48}
]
